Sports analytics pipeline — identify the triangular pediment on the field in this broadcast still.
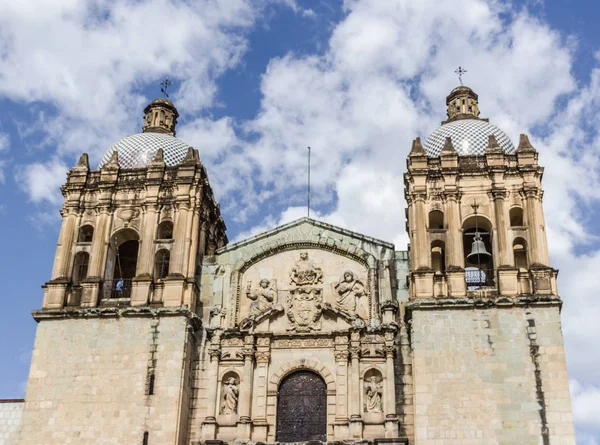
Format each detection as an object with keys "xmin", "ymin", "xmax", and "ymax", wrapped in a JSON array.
[{"xmin": 216, "ymin": 217, "xmax": 396, "ymax": 268}]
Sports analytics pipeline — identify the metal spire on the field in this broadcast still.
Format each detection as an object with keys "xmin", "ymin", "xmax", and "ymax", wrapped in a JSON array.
[
  {"xmin": 454, "ymin": 66, "xmax": 467, "ymax": 86},
  {"xmin": 160, "ymin": 78, "xmax": 173, "ymax": 98},
  {"xmin": 307, "ymin": 146, "xmax": 311, "ymax": 218}
]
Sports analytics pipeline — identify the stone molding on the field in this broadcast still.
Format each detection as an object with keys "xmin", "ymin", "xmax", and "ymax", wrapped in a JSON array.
[
  {"xmin": 268, "ymin": 358, "xmax": 335, "ymax": 393},
  {"xmin": 404, "ymin": 294, "xmax": 561, "ymax": 312}
]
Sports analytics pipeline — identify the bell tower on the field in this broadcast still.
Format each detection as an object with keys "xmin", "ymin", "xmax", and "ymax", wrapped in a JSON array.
[
  {"xmin": 18, "ymin": 98, "xmax": 227, "ymax": 445},
  {"xmin": 404, "ymin": 86, "xmax": 575, "ymax": 444}
]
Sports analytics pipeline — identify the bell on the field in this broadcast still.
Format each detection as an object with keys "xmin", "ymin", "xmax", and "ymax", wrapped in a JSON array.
[{"xmin": 466, "ymin": 231, "xmax": 492, "ymax": 264}]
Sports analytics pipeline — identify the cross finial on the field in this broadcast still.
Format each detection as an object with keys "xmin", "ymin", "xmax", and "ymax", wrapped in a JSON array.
[
  {"xmin": 455, "ymin": 66, "xmax": 467, "ymax": 86},
  {"xmin": 160, "ymin": 78, "xmax": 173, "ymax": 98}
]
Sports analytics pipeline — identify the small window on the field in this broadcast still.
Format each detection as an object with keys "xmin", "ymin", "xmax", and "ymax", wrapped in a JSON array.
[
  {"xmin": 429, "ymin": 210, "xmax": 444, "ymax": 229},
  {"xmin": 154, "ymin": 249, "xmax": 170, "ymax": 280},
  {"xmin": 156, "ymin": 221, "xmax": 173, "ymax": 240},
  {"xmin": 72, "ymin": 252, "xmax": 89, "ymax": 285},
  {"xmin": 510, "ymin": 207, "xmax": 524, "ymax": 227},
  {"xmin": 78, "ymin": 225, "xmax": 94, "ymax": 243},
  {"xmin": 513, "ymin": 238, "xmax": 528, "ymax": 270},
  {"xmin": 431, "ymin": 241, "xmax": 446, "ymax": 274},
  {"xmin": 143, "ymin": 431, "xmax": 149, "ymax": 445}
]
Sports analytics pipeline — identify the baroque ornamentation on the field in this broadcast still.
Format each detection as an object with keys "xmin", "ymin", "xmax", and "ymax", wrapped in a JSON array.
[
  {"xmin": 220, "ymin": 377, "xmax": 239, "ymax": 415},
  {"xmin": 335, "ymin": 271, "xmax": 369, "ymax": 320},
  {"xmin": 289, "ymin": 251, "xmax": 323, "ymax": 286},
  {"xmin": 271, "ymin": 338, "xmax": 333, "ymax": 349},
  {"xmin": 246, "ymin": 279, "xmax": 277, "ymax": 316},
  {"xmin": 287, "ymin": 286, "xmax": 322, "ymax": 332},
  {"xmin": 364, "ymin": 376, "xmax": 383, "ymax": 413}
]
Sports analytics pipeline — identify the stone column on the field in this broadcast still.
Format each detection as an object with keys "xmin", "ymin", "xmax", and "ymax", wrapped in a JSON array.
[
  {"xmin": 334, "ymin": 335, "xmax": 350, "ymax": 440},
  {"xmin": 349, "ymin": 337, "xmax": 363, "ymax": 438},
  {"xmin": 525, "ymin": 189, "xmax": 548, "ymax": 266},
  {"xmin": 87, "ymin": 208, "xmax": 110, "ymax": 278},
  {"xmin": 202, "ymin": 345, "xmax": 220, "ymax": 440},
  {"xmin": 237, "ymin": 335, "xmax": 255, "ymax": 439},
  {"xmin": 252, "ymin": 336, "xmax": 271, "ymax": 442},
  {"xmin": 445, "ymin": 194, "xmax": 463, "ymax": 268},
  {"xmin": 137, "ymin": 205, "xmax": 159, "ymax": 276},
  {"xmin": 170, "ymin": 203, "xmax": 190, "ymax": 275},
  {"xmin": 51, "ymin": 211, "xmax": 77, "ymax": 280},
  {"xmin": 412, "ymin": 195, "xmax": 429, "ymax": 269},
  {"xmin": 493, "ymin": 190, "xmax": 510, "ymax": 266},
  {"xmin": 384, "ymin": 342, "xmax": 399, "ymax": 437}
]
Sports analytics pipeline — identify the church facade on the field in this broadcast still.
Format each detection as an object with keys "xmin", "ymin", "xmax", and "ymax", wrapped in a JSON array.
[{"xmin": 6, "ymin": 86, "xmax": 575, "ymax": 444}]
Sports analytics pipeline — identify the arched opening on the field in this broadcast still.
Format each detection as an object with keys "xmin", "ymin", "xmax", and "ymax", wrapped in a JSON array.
[
  {"xmin": 156, "ymin": 220, "xmax": 173, "ymax": 240},
  {"xmin": 463, "ymin": 215, "xmax": 495, "ymax": 288},
  {"xmin": 78, "ymin": 225, "xmax": 94, "ymax": 243},
  {"xmin": 431, "ymin": 240, "xmax": 446, "ymax": 274},
  {"xmin": 510, "ymin": 207, "xmax": 524, "ymax": 227},
  {"xmin": 276, "ymin": 370, "xmax": 327, "ymax": 442},
  {"xmin": 154, "ymin": 249, "xmax": 170, "ymax": 280},
  {"xmin": 104, "ymin": 229, "xmax": 139, "ymax": 300},
  {"xmin": 513, "ymin": 237, "xmax": 528, "ymax": 271},
  {"xmin": 72, "ymin": 252, "xmax": 89, "ymax": 285},
  {"xmin": 429, "ymin": 210, "xmax": 444, "ymax": 229}
]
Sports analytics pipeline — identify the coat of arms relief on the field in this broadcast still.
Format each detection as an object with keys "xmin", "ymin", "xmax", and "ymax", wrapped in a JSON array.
[
  {"xmin": 240, "ymin": 250, "xmax": 370, "ymax": 331},
  {"xmin": 287, "ymin": 251, "xmax": 324, "ymax": 332}
]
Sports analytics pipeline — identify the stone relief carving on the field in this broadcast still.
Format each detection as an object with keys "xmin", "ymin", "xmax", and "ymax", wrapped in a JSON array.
[
  {"xmin": 335, "ymin": 270, "xmax": 369, "ymax": 319},
  {"xmin": 289, "ymin": 251, "xmax": 323, "ymax": 286},
  {"xmin": 271, "ymin": 338, "xmax": 333, "ymax": 348},
  {"xmin": 246, "ymin": 279, "xmax": 277, "ymax": 316},
  {"xmin": 220, "ymin": 377, "xmax": 239, "ymax": 415},
  {"xmin": 364, "ymin": 376, "xmax": 383, "ymax": 413},
  {"xmin": 287, "ymin": 286, "xmax": 322, "ymax": 332}
]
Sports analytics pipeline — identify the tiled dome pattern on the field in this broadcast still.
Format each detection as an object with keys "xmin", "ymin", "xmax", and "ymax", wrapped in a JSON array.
[
  {"xmin": 98, "ymin": 133, "xmax": 190, "ymax": 169},
  {"xmin": 424, "ymin": 119, "xmax": 515, "ymax": 157}
]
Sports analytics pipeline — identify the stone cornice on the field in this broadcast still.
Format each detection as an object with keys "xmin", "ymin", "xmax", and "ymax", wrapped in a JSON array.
[
  {"xmin": 404, "ymin": 294, "xmax": 561, "ymax": 312},
  {"xmin": 32, "ymin": 306, "xmax": 203, "ymax": 330}
]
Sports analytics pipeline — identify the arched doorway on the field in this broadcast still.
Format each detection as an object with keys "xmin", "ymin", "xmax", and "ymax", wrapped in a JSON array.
[{"xmin": 276, "ymin": 370, "xmax": 327, "ymax": 442}]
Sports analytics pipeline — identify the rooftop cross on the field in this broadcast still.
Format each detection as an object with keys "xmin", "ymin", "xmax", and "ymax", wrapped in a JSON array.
[
  {"xmin": 454, "ymin": 66, "xmax": 467, "ymax": 86},
  {"xmin": 160, "ymin": 78, "xmax": 173, "ymax": 98}
]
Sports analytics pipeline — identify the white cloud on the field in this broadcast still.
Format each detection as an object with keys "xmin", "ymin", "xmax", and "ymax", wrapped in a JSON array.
[{"xmin": 14, "ymin": 158, "xmax": 68, "ymax": 205}]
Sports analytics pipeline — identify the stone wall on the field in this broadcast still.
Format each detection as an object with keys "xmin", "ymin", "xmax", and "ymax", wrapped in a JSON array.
[
  {"xmin": 0, "ymin": 400, "xmax": 23, "ymax": 445},
  {"xmin": 16, "ymin": 311, "xmax": 197, "ymax": 445},
  {"xmin": 411, "ymin": 305, "xmax": 575, "ymax": 445}
]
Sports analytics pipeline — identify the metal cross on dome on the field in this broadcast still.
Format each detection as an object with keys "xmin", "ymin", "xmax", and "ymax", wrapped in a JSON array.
[
  {"xmin": 455, "ymin": 66, "xmax": 467, "ymax": 85},
  {"xmin": 160, "ymin": 78, "xmax": 173, "ymax": 98}
]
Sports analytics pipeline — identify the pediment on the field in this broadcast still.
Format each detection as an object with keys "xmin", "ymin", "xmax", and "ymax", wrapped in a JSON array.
[{"xmin": 216, "ymin": 218, "xmax": 396, "ymax": 270}]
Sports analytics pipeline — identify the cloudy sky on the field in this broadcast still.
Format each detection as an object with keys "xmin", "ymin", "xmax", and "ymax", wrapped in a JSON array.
[{"xmin": 0, "ymin": 0, "xmax": 599, "ymax": 442}]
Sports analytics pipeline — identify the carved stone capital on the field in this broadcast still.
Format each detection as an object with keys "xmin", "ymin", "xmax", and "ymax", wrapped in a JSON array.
[
  {"xmin": 349, "ymin": 346, "xmax": 361, "ymax": 360},
  {"xmin": 255, "ymin": 351, "xmax": 270, "ymax": 364},
  {"xmin": 384, "ymin": 345, "xmax": 395, "ymax": 358},
  {"xmin": 334, "ymin": 350, "xmax": 349, "ymax": 363}
]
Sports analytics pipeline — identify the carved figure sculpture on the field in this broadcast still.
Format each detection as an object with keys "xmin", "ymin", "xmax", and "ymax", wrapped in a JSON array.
[
  {"xmin": 364, "ymin": 376, "xmax": 383, "ymax": 413},
  {"xmin": 246, "ymin": 279, "xmax": 276, "ymax": 316},
  {"xmin": 289, "ymin": 251, "xmax": 323, "ymax": 286},
  {"xmin": 335, "ymin": 271, "xmax": 368, "ymax": 318},
  {"xmin": 220, "ymin": 377, "xmax": 239, "ymax": 415}
]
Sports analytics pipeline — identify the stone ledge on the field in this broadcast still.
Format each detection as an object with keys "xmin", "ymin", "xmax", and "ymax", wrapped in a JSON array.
[
  {"xmin": 31, "ymin": 306, "xmax": 202, "ymax": 330},
  {"xmin": 405, "ymin": 294, "xmax": 562, "ymax": 311}
]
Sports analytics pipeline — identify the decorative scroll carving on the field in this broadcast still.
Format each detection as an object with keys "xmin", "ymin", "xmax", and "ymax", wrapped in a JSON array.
[
  {"xmin": 335, "ymin": 271, "xmax": 369, "ymax": 319},
  {"xmin": 220, "ymin": 377, "xmax": 239, "ymax": 414},
  {"xmin": 287, "ymin": 286, "xmax": 322, "ymax": 332},
  {"xmin": 246, "ymin": 279, "xmax": 277, "ymax": 316},
  {"xmin": 271, "ymin": 338, "xmax": 333, "ymax": 349},
  {"xmin": 221, "ymin": 337, "xmax": 244, "ymax": 347},
  {"xmin": 289, "ymin": 251, "xmax": 323, "ymax": 286},
  {"xmin": 364, "ymin": 375, "xmax": 383, "ymax": 413}
]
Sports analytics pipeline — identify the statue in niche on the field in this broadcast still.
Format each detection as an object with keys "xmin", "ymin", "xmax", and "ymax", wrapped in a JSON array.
[
  {"xmin": 246, "ymin": 279, "xmax": 276, "ymax": 316},
  {"xmin": 289, "ymin": 251, "xmax": 323, "ymax": 286},
  {"xmin": 364, "ymin": 376, "xmax": 383, "ymax": 413},
  {"xmin": 335, "ymin": 271, "xmax": 368, "ymax": 318},
  {"xmin": 220, "ymin": 377, "xmax": 239, "ymax": 415}
]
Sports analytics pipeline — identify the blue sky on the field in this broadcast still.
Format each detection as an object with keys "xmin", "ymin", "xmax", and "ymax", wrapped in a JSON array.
[{"xmin": 1, "ymin": 0, "xmax": 600, "ymax": 442}]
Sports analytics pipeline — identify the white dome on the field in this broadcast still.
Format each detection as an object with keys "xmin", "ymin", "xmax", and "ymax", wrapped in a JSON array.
[
  {"xmin": 424, "ymin": 119, "xmax": 515, "ymax": 157},
  {"xmin": 99, "ymin": 133, "xmax": 190, "ymax": 169}
]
